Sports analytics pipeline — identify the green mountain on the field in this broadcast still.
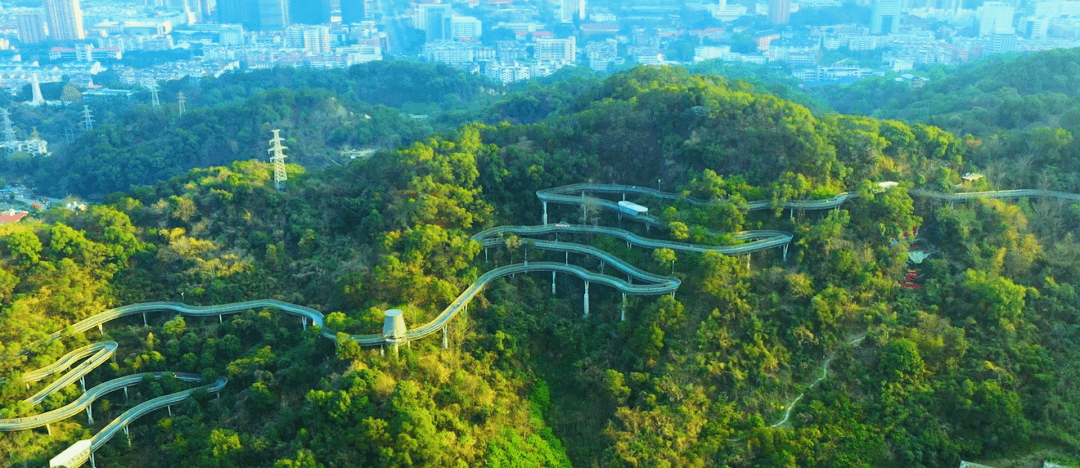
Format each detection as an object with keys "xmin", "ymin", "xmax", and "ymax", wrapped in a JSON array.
[{"xmin": 1, "ymin": 65, "xmax": 1079, "ymax": 468}]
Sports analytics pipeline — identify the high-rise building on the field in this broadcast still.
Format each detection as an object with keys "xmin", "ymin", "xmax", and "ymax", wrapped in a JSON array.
[
  {"xmin": 451, "ymin": 16, "xmax": 482, "ymax": 40},
  {"xmin": 989, "ymin": 30, "xmax": 1018, "ymax": 53},
  {"xmin": 535, "ymin": 36, "xmax": 576, "ymax": 62},
  {"xmin": 978, "ymin": 2, "xmax": 1016, "ymax": 36},
  {"xmin": 340, "ymin": 0, "xmax": 365, "ymax": 23},
  {"xmin": 291, "ymin": 0, "xmax": 330, "ymax": 24},
  {"xmin": 286, "ymin": 24, "xmax": 331, "ymax": 52},
  {"xmin": 44, "ymin": 0, "xmax": 85, "ymax": 41},
  {"xmin": 220, "ymin": 24, "xmax": 245, "ymax": 44},
  {"xmin": 871, "ymin": 0, "xmax": 902, "ymax": 34},
  {"xmin": 417, "ymin": 3, "xmax": 453, "ymax": 42},
  {"xmin": 560, "ymin": 0, "xmax": 584, "ymax": 23},
  {"xmin": 217, "ymin": 0, "xmax": 249, "ymax": 24},
  {"xmin": 769, "ymin": 0, "xmax": 791, "ymax": 24},
  {"xmin": 16, "ymin": 11, "xmax": 47, "ymax": 44},
  {"xmin": 257, "ymin": 0, "xmax": 289, "ymax": 30}
]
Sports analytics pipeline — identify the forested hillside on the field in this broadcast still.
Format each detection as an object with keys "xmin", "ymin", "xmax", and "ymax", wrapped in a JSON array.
[
  {"xmin": 2, "ymin": 65, "xmax": 1080, "ymax": 468},
  {"xmin": 1, "ymin": 61, "xmax": 501, "ymax": 198},
  {"xmin": 820, "ymin": 48, "xmax": 1080, "ymax": 191}
]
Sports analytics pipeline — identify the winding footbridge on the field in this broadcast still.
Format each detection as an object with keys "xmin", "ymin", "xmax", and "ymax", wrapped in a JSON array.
[{"xmin": 2, "ymin": 183, "xmax": 1066, "ymax": 467}]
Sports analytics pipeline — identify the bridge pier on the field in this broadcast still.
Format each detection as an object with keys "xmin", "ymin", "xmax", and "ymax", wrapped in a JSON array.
[
  {"xmin": 383, "ymin": 309, "xmax": 407, "ymax": 358},
  {"xmin": 124, "ymin": 387, "xmax": 128, "ymax": 399},
  {"xmin": 620, "ymin": 293, "xmax": 626, "ymax": 321},
  {"xmin": 600, "ymin": 261, "xmax": 605, "ymax": 274},
  {"xmin": 782, "ymin": 244, "xmax": 789, "ymax": 262},
  {"xmin": 552, "ymin": 271, "xmax": 556, "ymax": 295},
  {"xmin": 97, "ymin": 323, "xmax": 103, "ymax": 334},
  {"xmin": 301, "ymin": 317, "xmax": 307, "ymax": 331},
  {"xmin": 86, "ymin": 404, "xmax": 93, "ymax": 424},
  {"xmin": 90, "ymin": 452, "xmax": 96, "ymax": 468},
  {"xmin": 167, "ymin": 405, "xmax": 172, "ymax": 417},
  {"xmin": 45, "ymin": 423, "xmax": 51, "ymax": 436},
  {"xmin": 484, "ymin": 248, "xmax": 488, "ymax": 262},
  {"xmin": 142, "ymin": 312, "xmax": 147, "ymax": 327},
  {"xmin": 219, "ymin": 314, "xmax": 223, "ymax": 324},
  {"xmin": 124, "ymin": 426, "xmax": 130, "ymax": 446},
  {"xmin": 542, "ymin": 201, "xmax": 548, "ymax": 225},
  {"xmin": 746, "ymin": 254, "xmax": 751, "ymax": 270},
  {"xmin": 441, "ymin": 326, "xmax": 448, "ymax": 349},
  {"xmin": 583, "ymin": 281, "xmax": 590, "ymax": 318},
  {"xmin": 80, "ymin": 376, "xmax": 86, "ymax": 392}
]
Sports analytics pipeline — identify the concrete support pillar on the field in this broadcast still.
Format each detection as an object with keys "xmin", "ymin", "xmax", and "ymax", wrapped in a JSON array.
[
  {"xmin": 484, "ymin": 248, "xmax": 488, "ymax": 262},
  {"xmin": 124, "ymin": 426, "xmax": 131, "ymax": 446},
  {"xmin": 86, "ymin": 405, "xmax": 93, "ymax": 424},
  {"xmin": 583, "ymin": 280, "xmax": 590, "ymax": 317},
  {"xmin": 782, "ymin": 244, "xmax": 789, "ymax": 262},
  {"xmin": 218, "ymin": 314, "xmax": 223, "ymax": 324},
  {"xmin": 124, "ymin": 387, "xmax": 128, "ymax": 400},
  {"xmin": 80, "ymin": 377, "xmax": 86, "ymax": 392},
  {"xmin": 600, "ymin": 261, "xmax": 605, "ymax": 274},
  {"xmin": 97, "ymin": 323, "xmax": 103, "ymax": 334},
  {"xmin": 46, "ymin": 423, "xmax": 51, "ymax": 436},
  {"xmin": 383, "ymin": 309, "xmax": 407, "ymax": 359},
  {"xmin": 552, "ymin": 271, "xmax": 556, "ymax": 295},
  {"xmin": 542, "ymin": 201, "xmax": 548, "ymax": 225},
  {"xmin": 142, "ymin": 312, "xmax": 147, "ymax": 327},
  {"xmin": 565, "ymin": 251, "xmax": 568, "ymax": 264},
  {"xmin": 620, "ymin": 293, "xmax": 627, "ymax": 321},
  {"xmin": 301, "ymin": 317, "xmax": 307, "ymax": 331},
  {"xmin": 789, "ymin": 207, "xmax": 794, "ymax": 222},
  {"xmin": 746, "ymin": 254, "xmax": 751, "ymax": 270},
  {"xmin": 90, "ymin": 452, "xmax": 96, "ymax": 468},
  {"xmin": 441, "ymin": 327, "xmax": 448, "ymax": 349}
]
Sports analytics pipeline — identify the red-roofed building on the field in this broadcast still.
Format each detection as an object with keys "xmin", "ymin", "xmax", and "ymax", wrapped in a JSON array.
[{"xmin": 0, "ymin": 211, "xmax": 29, "ymax": 223}]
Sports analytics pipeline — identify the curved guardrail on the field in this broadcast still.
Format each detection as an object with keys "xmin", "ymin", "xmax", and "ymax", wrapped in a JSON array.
[
  {"xmin": 0, "ymin": 372, "xmax": 211, "ymax": 431},
  {"xmin": 90, "ymin": 376, "xmax": 227, "ymax": 451},
  {"xmin": 909, "ymin": 188, "xmax": 1080, "ymax": 202},
  {"xmin": 23, "ymin": 341, "xmax": 117, "ymax": 406},
  {"xmin": 537, "ymin": 183, "xmax": 859, "ymax": 215}
]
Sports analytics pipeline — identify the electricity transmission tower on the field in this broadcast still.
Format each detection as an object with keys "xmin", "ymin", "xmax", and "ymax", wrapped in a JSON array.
[
  {"xmin": 82, "ymin": 105, "xmax": 94, "ymax": 130},
  {"xmin": 268, "ymin": 129, "xmax": 288, "ymax": 191},
  {"xmin": 1, "ymin": 109, "xmax": 14, "ymax": 156},
  {"xmin": 147, "ymin": 80, "xmax": 160, "ymax": 107},
  {"xmin": 177, "ymin": 92, "xmax": 186, "ymax": 116}
]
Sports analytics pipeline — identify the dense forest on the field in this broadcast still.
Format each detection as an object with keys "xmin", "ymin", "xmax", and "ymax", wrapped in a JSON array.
[{"xmin": 1, "ymin": 57, "xmax": 1080, "ymax": 468}]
